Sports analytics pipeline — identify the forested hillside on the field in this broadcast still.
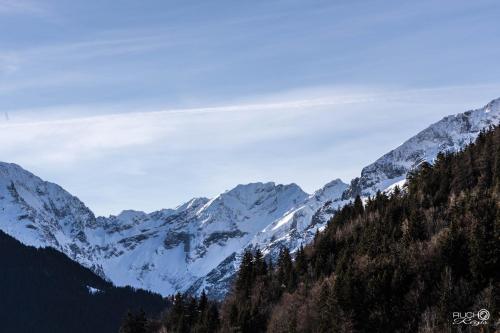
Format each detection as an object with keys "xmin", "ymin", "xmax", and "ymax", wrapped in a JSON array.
[
  {"xmin": 145, "ymin": 126, "xmax": 499, "ymax": 333},
  {"xmin": 219, "ymin": 126, "xmax": 500, "ymax": 332},
  {"xmin": 0, "ymin": 231, "xmax": 168, "ymax": 333}
]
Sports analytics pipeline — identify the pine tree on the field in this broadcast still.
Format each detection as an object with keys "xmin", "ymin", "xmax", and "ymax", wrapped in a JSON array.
[
  {"xmin": 295, "ymin": 245, "xmax": 307, "ymax": 277},
  {"xmin": 119, "ymin": 310, "xmax": 148, "ymax": 333},
  {"xmin": 353, "ymin": 195, "xmax": 364, "ymax": 216},
  {"xmin": 469, "ymin": 198, "xmax": 498, "ymax": 287},
  {"xmin": 253, "ymin": 248, "xmax": 267, "ymax": 277},
  {"xmin": 408, "ymin": 208, "xmax": 426, "ymax": 241},
  {"xmin": 206, "ymin": 303, "xmax": 220, "ymax": 332},
  {"xmin": 236, "ymin": 250, "xmax": 254, "ymax": 297},
  {"xmin": 477, "ymin": 132, "xmax": 494, "ymax": 189},
  {"xmin": 198, "ymin": 290, "xmax": 208, "ymax": 314},
  {"xmin": 277, "ymin": 247, "xmax": 295, "ymax": 291},
  {"xmin": 317, "ymin": 280, "xmax": 336, "ymax": 332}
]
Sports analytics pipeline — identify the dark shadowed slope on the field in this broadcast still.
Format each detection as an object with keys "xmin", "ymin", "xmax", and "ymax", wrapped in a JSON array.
[{"xmin": 0, "ymin": 230, "xmax": 168, "ymax": 333}]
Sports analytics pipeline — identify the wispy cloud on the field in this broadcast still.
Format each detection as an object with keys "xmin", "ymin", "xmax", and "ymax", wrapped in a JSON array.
[
  {"xmin": 0, "ymin": 28, "xmax": 201, "ymax": 96},
  {"xmin": 0, "ymin": 94, "xmax": 348, "ymax": 164},
  {"xmin": 20, "ymin": 35, "xmax": 173, "ymax": 61},
  {"xmin": 3, "ymin": 84, "xmax": 498, "ymax": 161},
  {"xmin": 0, "ymin": 0, "xmax": 47, "ymax": 16},
  {"xmin": 1, "ymin": 84, "xmax": 499, "ymax": 215},
  {"xmin": 0, "ymin": 34, "xmax": 170, "ymax": 67},
  {"xmin": 0, "ymin": 33, "xmax": 175, "ymax": 95},
  {"xmin": 0, "ymin": 0, "xmax": 498, "ymax": 214}
]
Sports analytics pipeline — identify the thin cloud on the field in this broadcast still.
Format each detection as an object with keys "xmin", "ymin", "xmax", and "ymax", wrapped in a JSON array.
[
  {"xmin": 0, "ymin": 34, "xmax": 172, "ymax": 67},
  {"xmin": 1, "ymin": 85, "xmax": 499, "ymax": 215},
  {"xmin": 0, "ymin": 33, "xmax": 186, "ymax": 93},
  {"xmin": 2, "ymin": 88, "xmax": 380, "ymax": 125},
  {"xmin": 0, "ymin": 0, "xmax": 47, "ymax": 16},
  {"xmin": 0, "ymin": 88, "xmax": 382, "ymax": 167}
]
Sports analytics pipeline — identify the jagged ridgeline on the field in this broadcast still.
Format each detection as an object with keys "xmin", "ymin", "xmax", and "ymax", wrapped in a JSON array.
[
  {"xmin": 0, "ymin": 98, "xmax": 498, "ymax": 300},
  {"xmin": 148, "ymin": 126, "xmax": 499, "ymax": 332},
  {"xmin": 0, "ymin": 231, "xmax": 167, "ymax": 333}
]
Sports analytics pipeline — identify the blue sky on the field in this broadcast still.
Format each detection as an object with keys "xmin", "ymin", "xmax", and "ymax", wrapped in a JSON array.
[{"xmin": 1, "ymin": 0, "xmax": 500, "ymax": 215}]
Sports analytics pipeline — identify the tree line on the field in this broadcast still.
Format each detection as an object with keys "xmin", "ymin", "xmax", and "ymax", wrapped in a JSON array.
[{"xmin": 123, "ymin": 125, "xmax": 500, "ymax": 332}]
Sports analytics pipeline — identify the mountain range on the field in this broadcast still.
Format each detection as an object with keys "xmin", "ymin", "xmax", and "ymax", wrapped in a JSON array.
[{"xmin": 0, "ymin": 97, "xmax": 499, "ymax": 298}]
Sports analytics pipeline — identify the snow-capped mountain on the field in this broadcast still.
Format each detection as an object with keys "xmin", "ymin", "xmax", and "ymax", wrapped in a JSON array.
[
  {"xmin": 187, "ymin": 96, "xmax": 500, "ymax": 297},
  {"xmin": 187, "ymin": 178, "xmax": 349, "ymax": 298},
  {"xmin": 344, "ymin": 97, "xmax": 500, "ymax": 198},
  {"xmin": 0, "ymin": 162, "xmax": 104, "ymax": 274},
  {"xmin": 0, "ymin": 167, "xmax": 307, "ymax": 295},
  {"xmin": 0, "ymin": 97, "xmax": 498, "ymax": 298},
  {"xmin": 94, "ymin": 182, "xmax": 307, "ymax": 295}
]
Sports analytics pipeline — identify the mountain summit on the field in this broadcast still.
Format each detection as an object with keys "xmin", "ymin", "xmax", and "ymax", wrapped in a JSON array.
[
  {"xmin": 0, "ymin": 97, "xmax": 498, "ymax": 297},
  {"xmin": 0, "ymin": 169, "xmax": 307, "ymax": 295}
]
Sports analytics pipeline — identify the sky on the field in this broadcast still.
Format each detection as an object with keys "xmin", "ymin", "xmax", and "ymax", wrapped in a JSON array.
[{"xmin": 1, "ymin": 0, "xmax": 500, "ymax": 215}]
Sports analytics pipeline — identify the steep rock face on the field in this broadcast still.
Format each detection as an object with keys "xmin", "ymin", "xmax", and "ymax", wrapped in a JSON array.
[
  {"xmin": 0, "ymin": 166, "xmax": 308, "ymax": 295},
  {"xmin": 1, "ymin": 97, "xmax": 499, "ymax": 298},
  {"xmin": 250, "ymin": 179, "xmax": 349, "ymax": 256},
  {"xmin": 188, "ymin": 179, "xmax": 349, "ymax": 299},
  {"xmin": 94, "ymin": 181, "xmax": 308, "ymax": 295},
  {"xmin": 343, "ymin": 97, "xmax": 500, "ymax": 199},
  {"xmin": 0, "ymin": 162, "xmax": 103, "ymax": 274},
  {"xmin": 191, "ymin": 97, "xmax": 500, "ymax": 298}
]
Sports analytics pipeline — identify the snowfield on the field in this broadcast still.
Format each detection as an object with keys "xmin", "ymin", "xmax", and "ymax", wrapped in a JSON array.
[{"xmin": 0, "ymin": 97, "xmax": 499, "ymax": 298}]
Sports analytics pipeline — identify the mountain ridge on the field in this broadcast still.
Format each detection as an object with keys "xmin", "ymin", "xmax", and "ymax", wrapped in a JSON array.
[
  {"xmin": 186, "ymin": 96, "xmax": 500, "ymax": 298},
  {"xmin": 0, "ymin": 96, "xmax": 498, "ymax": 298}
]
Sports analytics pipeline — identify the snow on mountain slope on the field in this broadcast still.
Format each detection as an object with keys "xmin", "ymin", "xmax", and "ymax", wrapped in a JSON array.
[
  {"xmin": 0, "ymin": 165, "xmax": 307, "ymax": 295},
  {"xmin": 188, "ymin": 179, "xmax": 349, "ymax": 299},
  {"xmin": 94, "ymin": 182, "xmax": 308, "ymax": 294},
  {"xmin": 344, "ymin": 97, "xmax": 500, "ymax": 198},
  {"xmin": 190, "ymin": 96, "xmax": 500, "ymax": 298},
  {"xmin": 251, "ymin": 179, "xmax": 349, "ymax": 255},
  {"xmin": 1, "ymin": 96, "xmax": 499, "ymax": 298},
  {"xmin": 0, "ymin": 162, "xmax": 104, "ymax": 274}
]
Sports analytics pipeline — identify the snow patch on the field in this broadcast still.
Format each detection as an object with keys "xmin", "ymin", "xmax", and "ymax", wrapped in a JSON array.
[{"xmin": 87, "ymin": 286, "xmax": 102, "ymax": 295}]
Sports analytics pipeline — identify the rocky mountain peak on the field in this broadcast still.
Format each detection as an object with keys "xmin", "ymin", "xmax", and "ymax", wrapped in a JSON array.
[
  {"xmin": 313, "ymin": 178, "xmax": 348, "ymax": 201},
  {"xmin": 1, "ymin": 96, "xmax": 499, "ymax": 299},
  {"xmin": 343, "ymin": 96, "xmax": 500, "ymax": 199},
  {"xmin": 215, "ymin": 182, "xmax": 307, "ymax": 210}
]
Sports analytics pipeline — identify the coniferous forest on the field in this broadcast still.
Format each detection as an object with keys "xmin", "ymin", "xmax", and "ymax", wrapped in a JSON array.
[
  {"xmin": 0, "ymin": 230, "xmax": 168, "ymax": 333},
  {"xmin": 128, "ymin": 126, "xmax": 499, "ymax": 332}
]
